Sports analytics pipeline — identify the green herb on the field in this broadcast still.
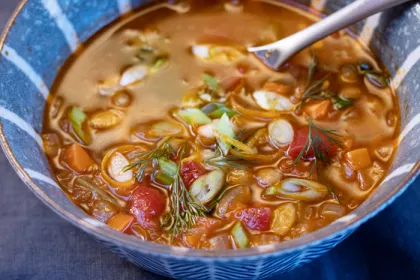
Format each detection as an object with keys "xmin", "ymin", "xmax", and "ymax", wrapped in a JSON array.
[
  {"xmin": 69, "ymin": 107, "xmax": 89, "ymax": 144},
  {"xmin": 307, "ymin": 49, "xmax": 317, "ymax": 86},
  {"xmin": 123, "ymin": 140, "xmax": 175, "ymax": 182},
  {"xmin": 203, "ymin": 149, "xmax": 250, "ymax": 173},
  {"xmin": 202, "ymin": 73, "xmax": 219, "ymax": 92},
  {"xmin": 294, "ymin": 117, "xmax": 342, "ymax": 176},
  {"xmin": 297, "ymin": 75, "xmax": 330, "ymax": 111},
  {"xmin": 176, "ymin": 108, "xmax": 212, "ymax": 125},
  {"xmin": 166, "ymin": 143, "xmax": 209, "ymax": 238},
  {"xmin": 201, "ymin": 102, "xmax": 236, "ymax": 118},
  {"xmin": 332, "ymin": 96, "xmax": 353, "ymax": 110}
]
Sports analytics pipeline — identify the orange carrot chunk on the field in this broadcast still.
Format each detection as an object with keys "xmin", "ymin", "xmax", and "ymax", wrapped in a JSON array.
[
  {"xmin": 62, "ymin": 144, "xmax": 95, "ymax": 173},
  {"xmin": 107, "ymin": 213, "xmax": 134, "ymax": 232},
  {"xmin": 345, "ymin": 148, "xmax": 372, "ymax": 171}
]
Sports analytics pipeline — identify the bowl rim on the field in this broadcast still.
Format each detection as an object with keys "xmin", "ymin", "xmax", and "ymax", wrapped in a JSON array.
[{"xmin": 1, "ymin": 0, "xmax": 419, "ymax": 260}]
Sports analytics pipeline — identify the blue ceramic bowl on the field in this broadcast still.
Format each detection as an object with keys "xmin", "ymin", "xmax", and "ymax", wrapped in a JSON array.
[{"xmin": 0, "ymin": 1, "xmax": 419, "ymax": 279}]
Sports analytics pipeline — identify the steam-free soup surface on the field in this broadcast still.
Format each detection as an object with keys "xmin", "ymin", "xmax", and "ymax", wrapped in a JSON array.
[{"xmin": 42, "ymin": 0, "xmax": 399, "ymax": 249}]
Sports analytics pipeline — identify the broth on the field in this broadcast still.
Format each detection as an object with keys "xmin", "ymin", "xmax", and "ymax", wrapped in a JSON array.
[{"xmin": 42, "ymin": 0, "xmax": 399, "ymax": 249}]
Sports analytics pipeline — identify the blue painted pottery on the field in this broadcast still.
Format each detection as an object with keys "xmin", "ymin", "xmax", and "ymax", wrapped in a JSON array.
[{"xmin": 0, "ymin": 1, "xmax": 419, "ymax": 279}]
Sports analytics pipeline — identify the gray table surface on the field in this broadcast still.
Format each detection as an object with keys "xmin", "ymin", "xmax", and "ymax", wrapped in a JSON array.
[{"xmin": 1, "ymin": 1, "xmax": 419, "ymax": 280}]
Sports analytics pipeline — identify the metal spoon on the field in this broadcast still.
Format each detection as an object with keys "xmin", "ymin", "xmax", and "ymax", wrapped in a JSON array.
[{"xmin": 248, "ymin": 0, "xmax": 411, "ymax": 69}]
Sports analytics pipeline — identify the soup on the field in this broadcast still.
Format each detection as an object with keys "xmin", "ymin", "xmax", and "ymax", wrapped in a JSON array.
[{"xmin": 42, "ymin": 0, "xmax": 399, "ymax": 249}]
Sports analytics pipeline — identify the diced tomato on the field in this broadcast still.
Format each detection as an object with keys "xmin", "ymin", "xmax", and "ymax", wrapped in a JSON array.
[
  {"xmin": 234, "ymin": 207, "xmax": 272, "ymax": 231},
  {"xmin": 181, "ymin": 160, "xmax": 206, "ymax": 187},
  {"xmin": 129, "ymin": 185, "xmax": 166, "ymax": 230},
  {"xmin": 288, "ymin": 127, "xmax": 338, "ymax": 160}
]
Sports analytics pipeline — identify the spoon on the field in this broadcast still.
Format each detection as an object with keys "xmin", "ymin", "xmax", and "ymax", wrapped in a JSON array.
[{"xmin": 248, "ymin": 0, "xmax": 411, "ymax": 69}]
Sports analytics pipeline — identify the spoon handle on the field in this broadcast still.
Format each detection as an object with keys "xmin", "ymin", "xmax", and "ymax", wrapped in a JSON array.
[{"xmin": 250, "ymin": 0, "xmax": 411, "ymax": 53}]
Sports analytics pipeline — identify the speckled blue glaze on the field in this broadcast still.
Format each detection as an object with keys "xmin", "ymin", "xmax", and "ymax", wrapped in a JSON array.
[{"xmin": 0, "ymin": 1, "xmax": 419, "ymax": 279}]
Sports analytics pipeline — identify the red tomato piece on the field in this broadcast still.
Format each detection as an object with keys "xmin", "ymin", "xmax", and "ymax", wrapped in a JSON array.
[
  {"xmin": 234, "ymin": 207, "xmax": 272, "ymax": 231},
  {"xmin": 181, "ymin": 160, "xmax": 206, "ymax": 187},
  {"xmin": 129, "ymin": 185, "xmax": 166, "ymax": 230},
  {"xmin": 288, "ymin": 127, "xmax": 338, "ymax": 160}
]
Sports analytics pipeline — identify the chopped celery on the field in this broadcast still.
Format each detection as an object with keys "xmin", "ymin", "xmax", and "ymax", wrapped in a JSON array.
[
  {"xmin": 69, "ymin": 107, "xmax": 89, "ymax": 144},
  {"xmin": 232, "ymin": 222, "xmax": 249, "ymax": 248},
  {"xmin": 216, "ymin": 113, "xmax": 235, "ymax": 155},
  {"xmin": 201, "ymin": 103, "xmax": 236, "ymax": 118},
  {"xmin": 176, "ymin": 108, "xmax": 212, "ymax": 125},
  {"xmin": 202, "ymin": 73, "xmax": 219, "ymax": 91},
  {"xmin": 158, "ymin": 157, "xmax": 178, "ymax": 177},
  {"xmin": 155, "ymin": 171, "xmax": 174, "ymax": 185},
  {"xmin": 189, "ymin": 170, "xmax": 225, "ymax": 204}
]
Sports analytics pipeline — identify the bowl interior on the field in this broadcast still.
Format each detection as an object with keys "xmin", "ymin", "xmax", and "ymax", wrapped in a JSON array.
[{"xmin": 0, "ymin": 0, "xmax": 419, "ymax": 258}]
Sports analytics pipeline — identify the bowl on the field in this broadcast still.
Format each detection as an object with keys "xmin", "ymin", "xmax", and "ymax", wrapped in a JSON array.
[{"xmin": 0, "ymin": 0, "xmax": 419, "ymax": 279}]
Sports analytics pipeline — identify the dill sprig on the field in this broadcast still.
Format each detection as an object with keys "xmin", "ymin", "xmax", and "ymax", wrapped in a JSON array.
[
  {"xmin": 294, "ymin": 117, "xmax": 342, "ymax": 176},
  {"xmin": 203, "ymin": 150, "xmax": 250, "ymax": 173},
  {"xmin": 297, "ymin": 51, "xmax": 330, "ymax": 111},
  {"xmin": 123, "ymin": 140, "xmax": 175, "ymax": 182},
  {"xmin": 166, "ymin": 143, "xmax": 209, "ymax": 238}
]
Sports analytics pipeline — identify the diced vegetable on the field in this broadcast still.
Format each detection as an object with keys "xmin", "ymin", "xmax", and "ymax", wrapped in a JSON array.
[
  {"xmin": 107, "ymin": 152, "xmax": 133, "ymax": 183},
  {"xmin": 234, "ymin": 207, "xmax": 272, "ymax": 231},
  {"xmin": 271, "ymin": 203, "xmax": 297, "ymax": 235},
  {"xmin": 232, "ymin": 222, "xmax": 249, "ymax": 248},
  {"xmin": 215, "ymin": 113, "xmax": 236, "ymax": 155},
  {"xmin": 69, "ymin": 107, "xmax": 89, "ymax": 144},
  {"xmin": 154, "ymin": 171, "xmax": 173, "ymax": 185},
  {"xmin": 181, "ymin": 160, "xmax": 206, "ymax": 187},
  {"xmin": 344, "ymin": 148, "xmax": 372, "ymax": 170},
  {"xmin": 42, "ymin": 133, "xmax": 61, "ymax": 157},
  {"xmin": 303, "ymin": 100, "xmax": 332, "ymax": 120},
  {"xmin": 120, "ymin": 64, "xmax": 148, "ymax": 86},
  {"xmin": 263, "ymin": 178, "xmax": 329, "ymax": 201},
  {"xmin": 209, "ymin": 234, "xmax": 232, "ymax": 250},
  {"xmin": 255, "ymin": 168, "xmax": 283, "ymax": 188},
  {"xmin": 201, "ymin": 103, "xmax": 236, "ymax": 118},
  {"xmin": 62, "ymin": 144, "xmax": 95, "ymax": 173},
  {"xmin": 202, "ymin": 73, "xmax": 219, "ymax": 91},
  {"xmin": 107, "ymin": 213, "xmax": 134, "ymax": 232},
  {"xmin": 158, "ymin": 157, "xmax": 178, "ymax": 177},
  {"xmin": 217, "ymin": 186, "xmax": 251, "ymax": 216},
  {"xmin": 91, "ymin": 200, "xmax": 119, "ymax": 223},
  {"xmin": 129, "ymin": 185, "xmax": 166, "ymax": 230},
  {"xmin": 89, "ymin": 109, "xmax": 124, "ymax": 130},
  {"xmin": 176, "ymin": 108, "xmax": 212, "ymax": 125},
  {"xmin": 253, "ymin": 90, "xmax": 294, "ymax": 111},
  {"xmin": 189, "ymin": 170, "xmax": 225, "ymax": 204},
  {"xmin": 148, "ymin": 120, "xmax": 184, "ymax": 137},
  {"xmin": 197, "ymin": 119, "xmax": 219, "ymax": 139},
  {"xmin": 268, "ymin": 119, "xmax": 294, "ymax": 148}
]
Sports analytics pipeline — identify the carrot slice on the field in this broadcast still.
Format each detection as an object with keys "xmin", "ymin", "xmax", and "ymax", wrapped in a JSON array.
[
  {"xmin": 107, "ymin": 213, "xmax": 134, "ymax": 232},
  {"xmin": 62, "ymin": 144, "xmax": 95, "ymax": 173}
]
